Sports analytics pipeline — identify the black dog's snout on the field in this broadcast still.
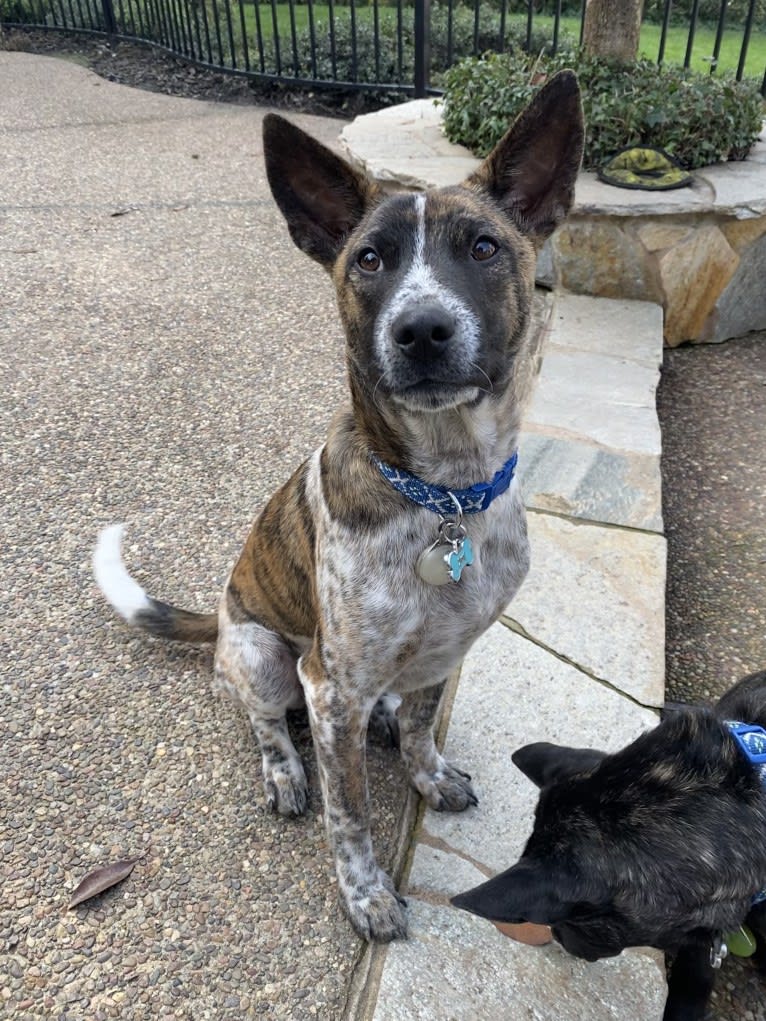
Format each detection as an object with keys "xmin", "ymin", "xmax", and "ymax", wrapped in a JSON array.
[{"xmin": 392, "ymin": 303, "xmax": 455, "ymax": 361}]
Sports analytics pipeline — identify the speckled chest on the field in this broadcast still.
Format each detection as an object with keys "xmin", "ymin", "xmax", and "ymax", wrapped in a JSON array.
[{"xmin": 308, "ymin": 456, "xmax": 530, "ymax": 695}]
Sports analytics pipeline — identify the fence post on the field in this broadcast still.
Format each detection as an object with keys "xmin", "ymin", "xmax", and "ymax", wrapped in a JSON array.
[
  {"xmin": 413, "ymin": 0, "xmax": 430, "ymax": 97},
  {"xmin": 737, "ymin": 0, "xmax": 757, "ymax": 81},
  {"xmin": 100, "ymin": 0, "xmax": 118, "ymax": 34}
]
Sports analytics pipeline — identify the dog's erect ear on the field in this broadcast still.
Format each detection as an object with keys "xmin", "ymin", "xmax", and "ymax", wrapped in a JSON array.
[
  {"xmin": 512, "ymin": 742, "xmax": 607, "ymax": 789},
  {"xmin": 451, "ymin": 860, "xmax": 571, "ymax": 926},
  {"xmin": 465, "ymin": 69, "xmax": 584, "ymax": 246},
  {"xmin": 262, "ymin": 113, "xmax": 379, "ymax": 268}
]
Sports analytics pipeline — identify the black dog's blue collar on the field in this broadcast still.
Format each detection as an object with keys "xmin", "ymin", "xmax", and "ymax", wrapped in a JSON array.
[
  {"xmin": 724, "ymin": 721, "xmax": 766, "ymax": 905},
  {"xmin": 724, "ymin": 721, "xmax": 766, "ymax": 782},
  {"xmin": 372, "ymin": 451, "xmax": 519, "ymax": 516}
]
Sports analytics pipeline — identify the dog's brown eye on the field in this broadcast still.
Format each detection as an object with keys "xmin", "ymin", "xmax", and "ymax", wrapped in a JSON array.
[
  {"xmin": 472, "ymin": 237, "xmax": 498, "ymax": 262},
  {"xmin": 357, "ymin": 248, "xmax": 382, "ymax": 272}
]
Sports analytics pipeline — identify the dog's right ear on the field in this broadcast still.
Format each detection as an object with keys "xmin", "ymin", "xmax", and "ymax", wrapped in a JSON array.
[
  {"xmin": 451, "ymin": 860, "xmax": 572, "ymax": 926},
  {"xmin": 512, "ymin": 742, "xmax": 607, "ymax": 788},
  {"xmin": 262, "ymin": 114, "xmax": 379, "ymax": 269}
]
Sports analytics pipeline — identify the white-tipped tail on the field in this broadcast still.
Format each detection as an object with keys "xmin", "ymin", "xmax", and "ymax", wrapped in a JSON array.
[{"xmin": 92, "ymin": 523, "xmax": 151, "ymax": 623}]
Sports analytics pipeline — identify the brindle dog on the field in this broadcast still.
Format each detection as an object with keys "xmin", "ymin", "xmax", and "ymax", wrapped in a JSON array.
[
  {"xmin": 453, "ymin": 670, "xmax": 766, "ymax": 1020},
  {"xmin": 93, "ymin": 72, "xmax": 584, "ymax": 943}
]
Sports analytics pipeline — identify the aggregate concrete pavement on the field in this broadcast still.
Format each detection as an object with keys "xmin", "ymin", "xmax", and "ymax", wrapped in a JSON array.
[
  {"xmin": 2, "ymin": 51, "xmax": 406, "ymax": 1019},
  {"xmin": 660, "ymin": 334, "xmax": 766, "ymax": 704},
  {"xmin": 659, "ymin": 334, "xmax": 766, "ymax": 1021}
]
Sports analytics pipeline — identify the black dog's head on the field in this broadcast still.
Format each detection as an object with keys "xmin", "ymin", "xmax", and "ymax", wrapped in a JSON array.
[{"xmin": 452, "ymin": 711, "xmax": 766, "ymax": 961}]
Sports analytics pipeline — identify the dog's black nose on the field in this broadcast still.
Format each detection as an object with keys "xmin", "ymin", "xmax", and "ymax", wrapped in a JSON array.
[{"xmin": 392, "ymin": 304, "xmax": 455, "ymax": 361}]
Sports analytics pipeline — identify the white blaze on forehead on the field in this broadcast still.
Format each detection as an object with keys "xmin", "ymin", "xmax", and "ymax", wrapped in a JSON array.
[
  {"xmin": 374, "ymin": 192, "xmax": 480, "ymax": 376},
  {"xmin": 413, "ymin": 192, "xmax": 426, "ymax": 260}
]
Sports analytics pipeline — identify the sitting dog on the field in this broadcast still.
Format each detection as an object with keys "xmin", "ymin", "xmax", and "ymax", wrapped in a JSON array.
[
  {"xmin": 92, "ymin": 72, "xmax": 584, "ymax": 943},
  {"xmin": 452, "ymin": 670, "xmax": 766, "ymax": 1020}
]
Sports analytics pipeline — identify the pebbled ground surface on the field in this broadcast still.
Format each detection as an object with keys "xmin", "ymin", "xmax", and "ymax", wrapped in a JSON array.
[
  {"xmin": 660, "ymin": 335, "xmax": 766, "ymax": 703},
  {"xmin": 0, "ymin": 47, "xmax": 412, "ymax": 1021},
  {"xmin": 659, "ymin": 332, "xmax": 766, "ymax": 1021}
]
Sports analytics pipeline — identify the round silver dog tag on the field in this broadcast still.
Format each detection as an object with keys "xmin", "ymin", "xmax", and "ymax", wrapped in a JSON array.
[{"xmin": 416, "ymin": 542, "xmax": 452, "ymax": 586}]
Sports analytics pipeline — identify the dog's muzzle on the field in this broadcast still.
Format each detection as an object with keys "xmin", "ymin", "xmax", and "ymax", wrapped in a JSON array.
[{"xmin": 376, "ymin": 299, "xmax": 484, "ymax": 411}]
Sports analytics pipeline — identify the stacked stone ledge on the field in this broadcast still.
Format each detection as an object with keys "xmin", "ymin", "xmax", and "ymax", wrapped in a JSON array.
[{"xmin": 545, "ymin": 180, "xmax": 766, "ymax": 346}]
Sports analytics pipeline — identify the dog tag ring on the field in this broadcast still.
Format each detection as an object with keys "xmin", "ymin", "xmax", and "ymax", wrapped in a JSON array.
[{"xmin": 710, "ymin": 933, "xmax": 728, "ymax": 969}]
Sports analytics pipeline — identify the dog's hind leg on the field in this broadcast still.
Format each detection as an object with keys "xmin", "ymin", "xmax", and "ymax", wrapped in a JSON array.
[
  {"xmin": 215, "ymin": 613, "xmax": 308, "ymax": 817},
  {"xmin": 367, "ymin": 692, "xmax": 401, "ymax": 748},
  {"xmin": 398, "ymin": 681, "xmax": 478, "ymax": 812}
]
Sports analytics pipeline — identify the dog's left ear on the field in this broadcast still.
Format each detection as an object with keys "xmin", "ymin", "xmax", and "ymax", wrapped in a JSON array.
[
  {"xmin": 512, "ymin": 742, "xmax": 607, "ymax": 788},
  {"xmin": 263, "ymin": 113, "xmax": 379, "ymax": 268},
  {"xmin": 465, "ymin": 69, "xmax": 584, "ymax": 246}
]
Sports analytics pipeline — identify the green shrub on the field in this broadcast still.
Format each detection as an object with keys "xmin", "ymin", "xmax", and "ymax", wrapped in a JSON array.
[
  {"xmin": 286, "ymin": 13, "xmax": 405, "ymax": 83},
  {"xmin": 441, "ymin": 49, "xmax": 765, "ymax": 169}
]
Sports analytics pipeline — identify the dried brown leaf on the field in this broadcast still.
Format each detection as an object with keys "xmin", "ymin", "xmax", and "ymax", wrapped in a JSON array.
[{"xmin": 68, "ymin": 855, "xmax": 142, "ymax": 909}]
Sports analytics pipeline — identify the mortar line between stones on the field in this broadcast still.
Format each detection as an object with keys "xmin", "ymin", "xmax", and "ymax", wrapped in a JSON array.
[
  {"xmin": 499, "ymin": 615, "xmax": 660, "ymax": 713},
  {"xmin": 416, "ymin": 828, "xmax": 494, "ymax": 881},
  {"xmin": 544, "ymin": 339, "xmax": 661, "ymax": 371},
  {"xmin": 526, "ymin": 505, "xmax": 664, "ymax": 539}
]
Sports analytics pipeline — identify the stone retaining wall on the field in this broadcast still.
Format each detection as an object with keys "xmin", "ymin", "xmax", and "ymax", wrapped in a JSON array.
[{"xmin": 543, "ymin": 210, "xmax": 766, "ymax": 345}]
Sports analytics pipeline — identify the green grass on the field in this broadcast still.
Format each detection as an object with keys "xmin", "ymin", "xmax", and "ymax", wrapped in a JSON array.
[
  {"xmin": 488, "ymin": 14, "xmax": 766, "ymax": 80},
  {"xmin": 237, "ymin": 7, "xmax": 765, "ymax": 82},
  {"xmin": 7, "ymin": 0, "xmax": 762, "ymax": 84},
  {"xmin": 640, "ymin": 20, "xmax": 765, "ymax": 79}
]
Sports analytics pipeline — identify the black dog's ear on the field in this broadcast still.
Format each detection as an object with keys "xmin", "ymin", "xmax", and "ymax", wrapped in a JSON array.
[
  {"xmin": 451, "ymin": 860, "xmax": 571, "ymax": 925},
  {"xmin": 512, "ymin": 742, "xmax": 608, "ymax": 789},
  {"xmin": 465, "ymin": 69, "xmax": 584, "ymax": 247},
  {"xmin": 262, "ymin": 114, "xmax": 380, "ymax": 268}
]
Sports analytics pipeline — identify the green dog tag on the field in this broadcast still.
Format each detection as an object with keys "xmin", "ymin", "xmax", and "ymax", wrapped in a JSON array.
[{"xmin": 723, "ymin": 925, "xmax": 757, "ymax": 958}]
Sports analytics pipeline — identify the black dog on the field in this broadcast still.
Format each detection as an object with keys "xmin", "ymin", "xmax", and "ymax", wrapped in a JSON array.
[{"xmin": 452, "ymin": 670, "xmax": 766, "ymax": 1021}]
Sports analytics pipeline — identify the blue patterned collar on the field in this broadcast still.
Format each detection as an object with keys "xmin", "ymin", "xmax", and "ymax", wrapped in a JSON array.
[
  {"xmin": 724, "ymin": 721, "xmax": 766, "ymax": 906},
  {"xmin": 372, "ymin": 451, "xmax": 518, "ymax": 516},
  {"xmin": 725, "ymin": 721, "xmax": 766, "ymax": 783}
]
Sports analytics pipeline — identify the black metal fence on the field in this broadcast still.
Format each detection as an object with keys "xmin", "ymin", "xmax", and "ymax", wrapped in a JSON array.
[{"xmin": 2, "ymin": 0, "xmax": 765, "ymax": 96}]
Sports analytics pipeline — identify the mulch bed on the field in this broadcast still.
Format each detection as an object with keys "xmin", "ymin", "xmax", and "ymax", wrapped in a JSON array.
[{"xmin": 0, "ymin": 26, "xmax": 393, "ymax": 117}]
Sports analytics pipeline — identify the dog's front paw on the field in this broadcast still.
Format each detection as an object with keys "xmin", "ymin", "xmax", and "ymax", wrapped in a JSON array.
[
  {"xmin": 414, "ymin": 761, "xmax": 478, "ymax": 812},
  {"xmin": 263, "ymin": 756, "xmax": 309, "ymax": 817},
  {"xmin": 343, "ymin": 876, "xmax": 408, "ymax": 943}
]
